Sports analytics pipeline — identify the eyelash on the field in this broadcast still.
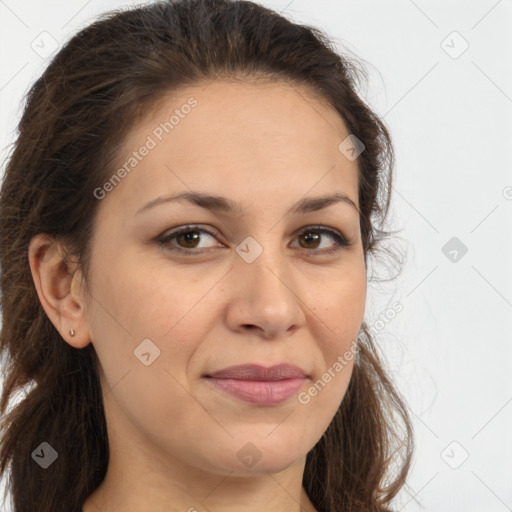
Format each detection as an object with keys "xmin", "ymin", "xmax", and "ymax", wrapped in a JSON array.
[{"xmin": 156, "ymin": 224, "xmax": 350, "ymax": 256}]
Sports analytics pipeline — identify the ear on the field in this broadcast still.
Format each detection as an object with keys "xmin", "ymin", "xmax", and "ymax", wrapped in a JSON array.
[{"xmin": 28, "ymin": 233, "xmax": 91, "ymax": 349}]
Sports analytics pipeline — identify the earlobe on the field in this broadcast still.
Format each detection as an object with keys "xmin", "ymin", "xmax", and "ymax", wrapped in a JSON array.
[{"xmin": 28, "ymin": 233, "xmax": 91, "ymax": 349}]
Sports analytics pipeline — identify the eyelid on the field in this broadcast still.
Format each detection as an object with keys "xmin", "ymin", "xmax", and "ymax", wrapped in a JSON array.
[
  {"xmin": 290, "ymin": 225, "xmax": 350, "ymax": 248},
  {"xmin": 158, "ymin": 224, "xmax": 223, "ymax": 246},
  {"xmin": 156, "ymin": 224, "xmax": 351, "ymax": 255}
]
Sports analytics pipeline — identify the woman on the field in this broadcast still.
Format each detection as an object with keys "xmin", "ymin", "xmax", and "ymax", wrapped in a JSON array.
[{"xmin": 0, "ymin": 0, "xmax": 413, "ymax": 511}]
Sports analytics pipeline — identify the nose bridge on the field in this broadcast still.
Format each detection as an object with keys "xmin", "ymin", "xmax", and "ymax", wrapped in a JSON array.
[
  {"xmin": 234, "ymin": 231, "xmax": 300, "ymax": 316},
  {"xmin": 237, "ymin": 230, "xmax": 287, "ymax": 285}
]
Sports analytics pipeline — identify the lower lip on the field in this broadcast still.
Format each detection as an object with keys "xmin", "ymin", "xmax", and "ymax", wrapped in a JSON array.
[{"xmin": 204, "ymin": 377, "xmax": 307, "ymax": 405}]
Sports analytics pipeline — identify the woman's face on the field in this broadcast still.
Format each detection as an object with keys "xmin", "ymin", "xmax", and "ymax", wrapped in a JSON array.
[{"xmin": 82, "ymin": 79, "xmax": 366, "ymax": 478}]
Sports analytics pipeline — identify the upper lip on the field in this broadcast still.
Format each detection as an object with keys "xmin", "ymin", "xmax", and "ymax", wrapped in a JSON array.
[{"xmin": 205, "ymin": 363, "xmax": 308, "ymax": 381}]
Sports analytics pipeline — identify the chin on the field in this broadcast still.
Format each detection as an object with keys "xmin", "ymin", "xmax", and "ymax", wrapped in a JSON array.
[{"xmin": 220, "ymin": 435, "xmax": 309, "ymax": 475}]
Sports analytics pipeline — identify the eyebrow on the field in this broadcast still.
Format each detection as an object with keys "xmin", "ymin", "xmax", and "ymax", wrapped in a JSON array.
[{"xmin": 135, "ymin": 191, "xmax": 359, "ymax": 217}]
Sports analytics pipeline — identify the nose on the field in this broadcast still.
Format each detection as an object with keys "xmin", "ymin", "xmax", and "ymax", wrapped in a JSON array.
[{"xmin": 224, "ymin": 241, "xmax": 305, "ymax": 340}]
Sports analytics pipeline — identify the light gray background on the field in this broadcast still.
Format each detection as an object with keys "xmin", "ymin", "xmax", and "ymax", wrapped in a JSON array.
[{"xmin": 1, "ymin": 1, "xmax": 511, "ymax": 511}]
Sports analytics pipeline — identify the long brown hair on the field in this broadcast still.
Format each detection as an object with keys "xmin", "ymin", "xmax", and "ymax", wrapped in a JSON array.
[{"xmin": 0, "ymin": 1, "xmax": 413, "ymax": 510}]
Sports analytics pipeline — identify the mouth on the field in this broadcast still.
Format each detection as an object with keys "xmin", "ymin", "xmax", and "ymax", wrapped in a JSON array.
[{"xmin": 203, "ymin": 363, "xmax": 309, "ymax": 405}]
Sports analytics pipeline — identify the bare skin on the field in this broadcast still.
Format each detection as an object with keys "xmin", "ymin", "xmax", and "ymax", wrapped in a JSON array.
[{"xmin": 29, "ymin": 78, "xmax": 367, "ymax": 512}]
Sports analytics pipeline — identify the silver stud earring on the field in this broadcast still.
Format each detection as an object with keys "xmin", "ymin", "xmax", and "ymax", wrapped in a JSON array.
[{"xmin": 69, "ymin": 328, "xmax": 75, "ymax": 337}]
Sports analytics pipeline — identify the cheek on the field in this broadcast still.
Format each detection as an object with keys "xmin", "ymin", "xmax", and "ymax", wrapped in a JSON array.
[
  {"xmin": 310, "ymin": 261, "xmax": 367, "ymax": 344},
  {"xmin": 304, "ymin": 261, "xmax": 365, "ymax": 403},
  {"xmin": 300, "ymin": 277, "xmax": 364, "ymax": 428},
  {"xmin": 86, "ymin": 252, "xmax": 218, "ymax": 385},
  {"xmin": 85, "ymin": 256, "xmax": 207, "ymax": 435}
]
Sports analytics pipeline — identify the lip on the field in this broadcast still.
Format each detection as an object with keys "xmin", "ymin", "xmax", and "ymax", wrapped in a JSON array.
[
  {"xmin": 203, "ymin": 364, "xmax": 308, "ymax": 405},
  {"xmin": 205, "ymin": 363, "xmax": 307, "ymax": 380}
]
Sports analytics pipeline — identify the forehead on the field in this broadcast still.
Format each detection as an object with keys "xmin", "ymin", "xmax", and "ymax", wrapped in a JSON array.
[{"xmin": 101, "ymin": 79, "xmax": 360, "ymax": 217}]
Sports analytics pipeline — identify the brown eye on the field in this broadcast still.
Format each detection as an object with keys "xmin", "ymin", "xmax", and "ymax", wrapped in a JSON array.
[
  {"xmin": 157, "ymin": 224, "xmax": 350, "ymax": 256},
  {"xmin": 174, "ymin": 229, "xmax": 202, "ymax": 249},
  {"xmin": 299, "ymin": 231, "xmax": 322, "ymax": 249},
  {"xmin": 293, "ymin": 226, "xmax": 349, "ymax": 255},
  {"xmin": 158, "ymin": 225, "xmax": 220, "ymax": 253}
]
